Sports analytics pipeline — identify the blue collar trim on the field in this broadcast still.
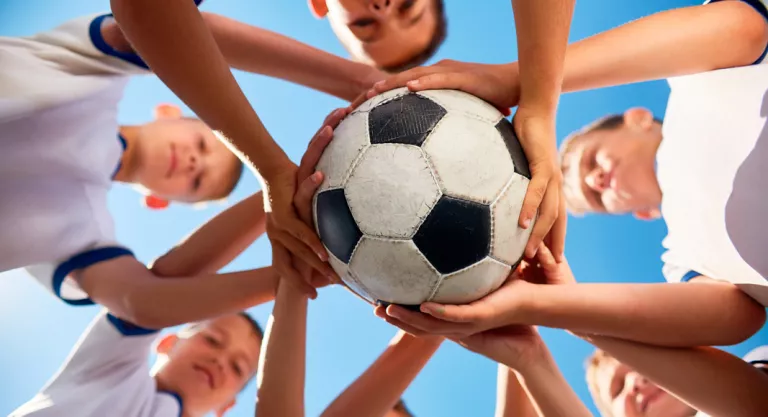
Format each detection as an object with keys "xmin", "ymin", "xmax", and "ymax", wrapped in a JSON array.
[
  {"xmin": 112, "ymin": 133, "xmax": 128, "ymax": 179},
  {"xmin": 88, "ymin": 14, "xmax": 149, "ymax": 70}
]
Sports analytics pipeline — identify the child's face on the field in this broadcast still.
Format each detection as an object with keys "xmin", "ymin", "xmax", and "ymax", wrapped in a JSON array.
[
  {"xmin": 155, "ymin": 314, "xmax": 262, "ymax": 415},
  {"xmin": 562, "ymin": 126, "xmax": 661, "ymax": 216},
  {"xmin": 594, "ymin": 358, "xmax": 693, "ymax": 417},
  {"xmin": 134, "ymin": 118, "xmax": 240, "ymax": 203},
  {"xmin": 312, "ymin": 0, "xmax": 441, "ymax": 69}
]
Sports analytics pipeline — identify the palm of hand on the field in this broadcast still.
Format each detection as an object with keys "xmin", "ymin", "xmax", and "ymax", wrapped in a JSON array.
[{"xmin": 457, "ymin": 325, "xmax": 542, "ymax": 366}]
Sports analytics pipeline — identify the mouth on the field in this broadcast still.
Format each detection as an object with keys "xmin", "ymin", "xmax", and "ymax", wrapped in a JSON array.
[
  {"xmin": 167, "ymin": 144, "xmax": 177, "ymax": 178},
  {"xmin": 193, "ymin": 364, "xmax": 215, "ymax": 390},
  {"xmin": 639, "ymin": 389, "xmax": 664, "ymax": 413}
]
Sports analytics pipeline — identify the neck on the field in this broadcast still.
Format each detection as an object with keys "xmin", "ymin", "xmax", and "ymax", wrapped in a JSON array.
[{"xmin": 114, "ymin": 125, "xmax": 141, "ymax": 183}]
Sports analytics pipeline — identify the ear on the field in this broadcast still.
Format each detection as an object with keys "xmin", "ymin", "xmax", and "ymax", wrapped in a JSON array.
[
  {"xmin": 307, "ymin": 0, "xmax": 328, "ymax": 18},
  {"xmin": 155, "ymin": 334, "xmax": 179, "ymax": 355},
  {"xmin": 623, "ymin": 107, "xmax": 654, "ymax": 131},
  {"xmin": 215, "ymin": 399, "xmax": 236, "ymax": 417},
  {"xmin": 143, "ymin": 194, "xmax": 170, "ymax": 210},
  {"xmin": 154, "ymin": 103, "xmax": 183, "ymax": 120},
  {"xmin": 633, "ymin": 207, "xmax": 661, "ymax": 221}
]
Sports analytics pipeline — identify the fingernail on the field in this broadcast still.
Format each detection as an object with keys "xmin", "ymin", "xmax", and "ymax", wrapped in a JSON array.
[
  {"xmin": 317, "ymin": 251, "xmax": 328, "ymax": 261},
  {"xmin": 311, "ymin": 171, "xmax": 322, "ymax": 184},
  {"xmin": 407, "ymin": 80, "xmax": 420, "ymax": 87},
  {"xmin": 522, "ymin": 218, "xmax": 531, "ymax": 229},
  {"xmin": 374, "ymin": 81, "xmax": 385, "ymax": 89}
]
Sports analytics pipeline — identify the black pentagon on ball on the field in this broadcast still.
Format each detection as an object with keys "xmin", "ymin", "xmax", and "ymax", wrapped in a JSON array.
[
  {"xmin": 368, "ymin": 93, "xmax": 447, "ymax": 147},
  {"xmin": 412, "ymin": 195, "xmax": 491, "ymax": 275},
  {"xmin": 375, "ymin": 300, "xmax": 422, "ymax": 312},
  {"xmin": 315, "ymin": 189, "xmax": 363, "ymax": 263},
  {"xmin": 496, "ymin": 118, "xmax": 531, "ymax": 179}
]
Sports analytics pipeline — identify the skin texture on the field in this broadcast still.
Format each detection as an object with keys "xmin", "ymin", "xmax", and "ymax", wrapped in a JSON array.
[
  {"xmin": 154, "ymin": 314, "xmax": 263, "ymax": 417},
  {"xmin": 309, "ymin": 0, "xmax": 440, "ymax": 69}
]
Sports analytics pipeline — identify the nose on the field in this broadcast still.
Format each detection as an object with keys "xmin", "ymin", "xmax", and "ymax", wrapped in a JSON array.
[
  {"xmin": 585, "ymin": 168, "xmax": 609, "ymax": 193},
  {"xmin": 186, "ymin": 152, "xmax": 201, "ymax": 175},
  {"xmin": 627, "ymin": 372, "xmax": 651, "ymax": 394},
  {"xmin": 370, "ymin": 0, "xmax": 392, "ymax": 15}
]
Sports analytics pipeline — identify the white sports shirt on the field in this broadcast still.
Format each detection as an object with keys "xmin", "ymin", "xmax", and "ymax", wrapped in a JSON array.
[
  {"xmin": 10, "ymin": 311, "xmax": 182, "ymax": 417},
  {"xmin": 0, "ymin": 13, "xmax": 149, "ymax": 304},
  {"xmin": 658, "ymin": 0, "xmax": 768, "ymax": 305}
]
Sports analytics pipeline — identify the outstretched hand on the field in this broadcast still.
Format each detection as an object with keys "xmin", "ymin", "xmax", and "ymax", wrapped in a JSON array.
[
  {"xmin": 348, "ymin": 60, "xmax": 518, "ymax": 116},
  {"xmin": 375, "ymin": 244, "xmax": 574, "ymax": 338},
  {"xmin": 271, "ymin": 108, "xmax": 349, "ymax": 297}
]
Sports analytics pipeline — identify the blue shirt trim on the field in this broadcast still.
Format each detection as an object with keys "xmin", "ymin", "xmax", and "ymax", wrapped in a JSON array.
[
  {"xmin": 711, "ymin": 0, "xmax": 768, "ymax": 64},
  {"xmin": 106, "ymin": 313, "xmax": 159, "ymax": 336},
  {"xmin": 158, "ymin": 390, "xmax": 184, "ymax": 417},
  {"xmin": 681, "ymin": 270, "xmax": 703, "ymax": 282},
  {"xmin": 52, "ymin": 246, "xmax": 134, "ymax": 305},
  {"xmin": 88, "ymin": 14, "xmax": 149, "ymax": 70},
  {"xmin": 112, "ymin": 133, "xmax": 128, "ymax": 179}
]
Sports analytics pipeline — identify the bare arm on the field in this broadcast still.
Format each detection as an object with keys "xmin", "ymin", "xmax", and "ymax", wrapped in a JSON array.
[
  {"xmin": 561, "ymin": 0, "xmax": 768, "ymax": 93},
  {"xmin": 320, "ymin": 332, "xmax": 442, "ymax": 417},
  {"xmin": 77, "ymin": 256, "xmax": 278, "ymax": 329},
  {"xmin": 584, "ymin": 334, "xmax": 768, "ymax": 417},
  {"xmin": 521, "ymin": 279, "xmax": 766, "ymax": 347},
  {"xmin": 495, "ymin": 365, "xmax": 538, "ymax": 417},
  {"xmin": 150, "ymin": 192, "xmax": 266, "ymax": 277},
  {"xmin": 201, "ymin": 13, "xmax": 381, "ymax": 102},
  {"xmin": 109, "ymin": 0, "xmax": 288, "ymax": 176},
  {"xmin": 255, "ymin": 278, "xmax": 309, "ymax": 417},
  {"xmin": 512, "ymin": 0, "xmax": 575, "ymax": 115}
]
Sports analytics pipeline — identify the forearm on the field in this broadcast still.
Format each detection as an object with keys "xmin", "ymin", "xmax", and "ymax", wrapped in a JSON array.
[
  {"xmin": 150, "ymin": 192, "xmax": 266, "ymax": 277},
  {"xmin": 256, "ymin": 279, "xmax": 309, "ymax": 417},
  {"xmin": 80, "ymin": 259, "xmax": 279, "ymax": 329},
  {"xmin": 512, "ymin": 0, "xmax": 574, "ymax": 115},
  {"xmin": 495, "ymin": 365, "xmax": 538, "ymax": 417},
  {"xmin": 561, "ymin": 1, "xmax": 768, "ymax": 93},
  {"xmin": 510, "ymin": 346, "xmax": 592, "ymax": 417},
  {"xmin": 520, "ymin": 281, "xmax": 766, "ymax": 347},
  {"xmin": 584, "ymin": 334, "xmax": 768, "ymax": 417},
  {"xmin": 202, "ymin": 13, "xmax": 379, "ymax": 102},
  {"xmin": 320, "ymin": 332, "xmax": 442, "ymax": 417},
  {"xmin": 110, "ymin": 0, "xmax": 289, "ymax": 176}
]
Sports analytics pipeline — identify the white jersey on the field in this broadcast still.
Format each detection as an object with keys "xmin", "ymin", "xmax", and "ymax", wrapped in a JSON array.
[
  {"xmin": 658, "ymin": 62, "xmax": 768, "ymax": 306},
  {"xmin": 10, "ymin": 311, "xmax": 182, "ymax": 417},
  {"xmin": 694, "ymin": 345, "xmax": 768, "ymax": 417},
  {"xmin": 0, "ymin": 14, "xmax": 149, "ymax": 304}
]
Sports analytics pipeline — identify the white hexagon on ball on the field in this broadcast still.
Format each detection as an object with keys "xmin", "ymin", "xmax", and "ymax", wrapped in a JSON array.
[
  {"xmin": 349, "ymin": 237, "xmax": 440, "ymax": 305},
  {"xmin": 430, "ymin": 257, "xmax": 512, "ymax": 304},
  {"xmin": 345, "ymin": 144, "xmax": 441, "ymax": 238},
  {"xmin": 490, "ymin": 175, "xmax": 534, "ymax": 265},
  {"xmin": 315, "ymin": 111, "xmax": 370, "ymax": 192},
  {"xmin": 424, "ymin": 114, "xmax": 516, "ymax": 204},
  {"xmin": 353, "ymin": 87, "xmax": 411, "ymax": 114}
]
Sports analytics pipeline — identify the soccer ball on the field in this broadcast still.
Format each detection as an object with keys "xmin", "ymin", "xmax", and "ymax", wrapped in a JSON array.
[{"xmin": 313, "ymin": 88, "xmax": 533, "ymax": 307}]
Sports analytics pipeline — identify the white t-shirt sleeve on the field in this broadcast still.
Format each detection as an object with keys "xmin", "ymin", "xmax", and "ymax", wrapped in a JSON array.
[
  {"xmin": 45, "ymin": 310, "xmax": 158, "ymax": 387},
  {"xmin": 0, "ymin": 13, "xmax": 150, "ymax": 123}
]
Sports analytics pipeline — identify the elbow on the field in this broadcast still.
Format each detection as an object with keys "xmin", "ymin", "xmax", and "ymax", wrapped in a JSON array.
[
  {"xmin": 718, "ymin": 288, "xmax": 766, "ymax": 346},
  {"xmin": 724, "ymin": 2, "xmax": 768, "ymax": 67}
]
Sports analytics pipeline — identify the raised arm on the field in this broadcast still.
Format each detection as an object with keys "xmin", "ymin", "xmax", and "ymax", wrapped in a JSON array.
[
  {"xmin": 110, "ymin": 0, "xmax": 337, "ymax": 299},
  {"xmin": 583, "ymin": 334, "xmax": 768, "ymax": 417},
  {"xmin": 561, "ymin": 0, "xmax": 768, "ymax": 93},
  {"xmin": 150, "ymin": 192, "xmax": 265, "ymax": 277},
  {"xmin": 320, "ymin": 331, "xmax": 442, "ymax": 417},
  {"xmin": 495, "ymin": 365, "xmax": 538, "ymax": 417},
  {"xmin": 201, "ymin": 13, "xmax": 381, "ymax": 102},
  {"xmin": 255, "ymin": 277, "xmax": 310, "ymax": 417}
]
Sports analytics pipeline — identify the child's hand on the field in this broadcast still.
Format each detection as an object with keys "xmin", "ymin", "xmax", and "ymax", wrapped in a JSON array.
[
  {"xmin": 374, "ymin": 244, "xmax": 572, "ymax": 338},
  {"xmin": 349, "ymin": 60, "xmax": 519, "ymax": 116},
  {"xmin": 513, "ymin": 110, "xmax": 567, "ymax": 262},
  {"xmin": 269, "ymin": 108, "xmax": 349, "ymax": 297},
  {"xmin": 454, "ymin": 325, "xmax": 546, "ymax": 370}
]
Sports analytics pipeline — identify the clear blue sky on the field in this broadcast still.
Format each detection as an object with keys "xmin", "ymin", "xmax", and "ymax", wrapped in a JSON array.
[{"xmin": 1, "ymin": 0, "xmax": 766, "ymax": 416}]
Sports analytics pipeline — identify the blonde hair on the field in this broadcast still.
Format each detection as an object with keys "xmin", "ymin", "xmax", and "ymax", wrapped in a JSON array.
[
  {"xmin": 585, "ymin": 349, "xmax": 616, "ymax": 417},
  {"xmin": 559, "ymin": 115, "xmax": 626, "ymax": 216}
]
